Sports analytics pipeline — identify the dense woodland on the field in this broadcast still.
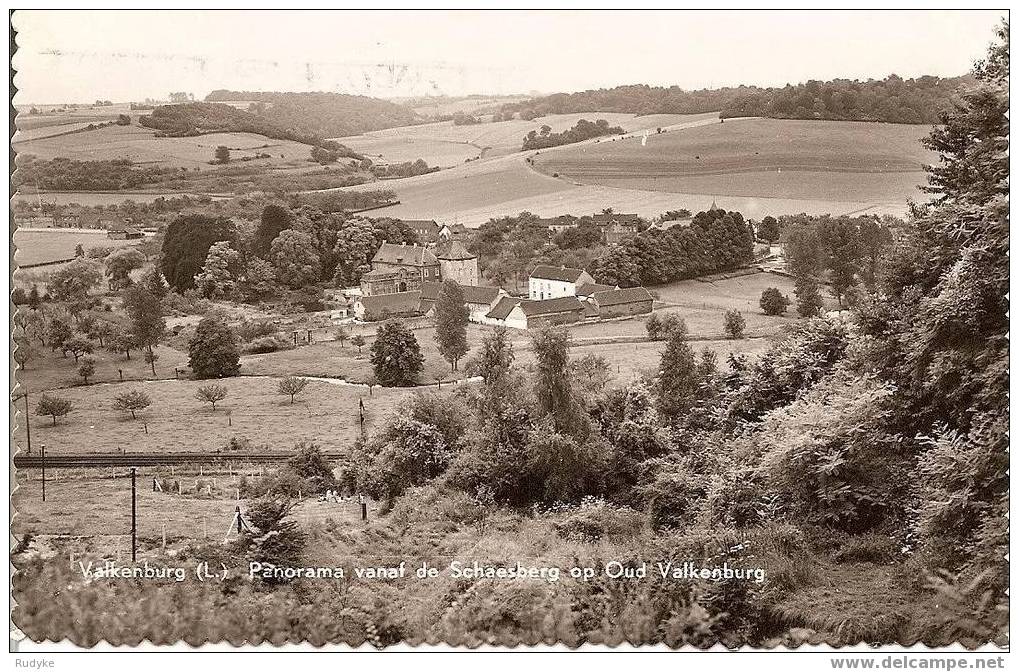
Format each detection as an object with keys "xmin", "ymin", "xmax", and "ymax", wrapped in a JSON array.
[
  {"xmin": 521, "ymin": 119, "xmax": 625, "ymax": 150},
  {"xmin": 593, "ymin": 209, "xmax": 756, "ymax": 286},
  {"xmin": 139, "ymin": 102, "xmax": 360, "ymax": 157},
  {"xmin": 500, "ymin": 74, "xmax": 969, "ymax": 125},
  {"xmin": 13, "ymin": 156, "xmax": 174, "ymax": 191},
  {"xmin": 718, "ymin": 74, "xmax": 970, "ymax": 124},
  {"xmin": 205, "ymin": 90, "xmax": 422, "ymax": 138}
]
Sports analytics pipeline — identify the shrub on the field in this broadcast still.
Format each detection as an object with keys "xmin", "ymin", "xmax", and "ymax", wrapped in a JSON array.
[
  {"xmin": 243, "ymin": 335, "xmax": 292, "ymax": 354},
  {"xmin": 723, "ymin": 310, "xmax": 746, "ymax": 339},
  {"xmin": 759, "ymin": 287, "xmax": 790, "ymax": 316}
]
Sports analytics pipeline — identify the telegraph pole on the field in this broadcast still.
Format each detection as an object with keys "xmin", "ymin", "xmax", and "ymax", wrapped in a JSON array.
[
  {"xmin": 131, "ymin": 467, "xmax": 137, "ymax": 562},
  {"xmin": 40, "ymin": 445, "xmax": 46, "ymax": 502},
  {"xmin": 22, "ymin": 391, "xmax": 31, "ymax": 455}
]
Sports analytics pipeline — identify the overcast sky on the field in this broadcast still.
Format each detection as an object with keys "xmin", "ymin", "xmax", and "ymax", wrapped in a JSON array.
[{"xmin": 11, "ymin": 10, "xmax": 1006, "ymax": 104}]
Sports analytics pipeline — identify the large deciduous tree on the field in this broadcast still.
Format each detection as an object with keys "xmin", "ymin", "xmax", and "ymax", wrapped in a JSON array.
[
  {"xmin": 188, "ymin": 316, "xmax": 241, "ymax": 379},
  {"xmin": 369, "ymin": 321, "xmax": 424, "ymax": 387},
  {"xmin": 269, "ymin": 229, "xmax": 321, "ymax": 289},
  {"xmin": 159, "ymin": 214, "xmax": 236, "ymax": 291}
]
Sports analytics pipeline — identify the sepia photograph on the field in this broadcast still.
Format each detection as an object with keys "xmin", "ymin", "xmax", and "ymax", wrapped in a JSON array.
[{"xmin": 7, "ymin": 7, "xmax": 1010, "ymax": 659}]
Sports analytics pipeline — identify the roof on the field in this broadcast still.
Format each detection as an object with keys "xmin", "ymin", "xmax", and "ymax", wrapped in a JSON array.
[
  {"xmin": 592, "ymin": 286, "xmax": 654, "ymax": 307},
  {"xmin": 530, "ymin": 264, "xmax": 588, "ymax": 283},
  {"xmin": 486, "ymin": 296, "xmax": 522, "ymax": 321},
  {"xmin": 577, "ymin": 282, "xmax": 615, "ymax": 296},
  {"xmin": 372, "ymin": 242, "xmax": 439, "ymax": 267},
  {"xmin": 519, "ymin": 296, "xmax": 586, "ymax": 317},
  {"xmin": 402, "ymin": 219, "xmax": 439, "ymax": 231},
  {"xmin": 581, "ymin": 300, "xmax": 600, "ymax": 318},
  {"xmin": 420, "ymin": 281, "xmax": 502, "ymax": 306},
  {"xmin": 359, "ymin": 291, "xmax": 423, "ymax": 316},
  {"xmin": 436, "ymin": 239, "xmax": 475, "ymax": 261},
  {"xmin": 591, "ymin": 213, "xmax": 639, "ymax": 225}
]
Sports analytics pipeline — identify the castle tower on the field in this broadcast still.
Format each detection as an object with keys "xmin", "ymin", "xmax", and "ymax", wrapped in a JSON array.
[{"xmin": 437, "ymin": 239, "xmax": 479, "ymax": 286}]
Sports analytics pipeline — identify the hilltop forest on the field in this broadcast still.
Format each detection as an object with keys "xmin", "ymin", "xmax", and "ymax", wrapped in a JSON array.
[{"xmin": 499, "ymin": 74, "xmax": 969, "ymax": 124}]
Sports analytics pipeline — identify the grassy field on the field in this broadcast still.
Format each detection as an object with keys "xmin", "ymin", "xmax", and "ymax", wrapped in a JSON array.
[
  {"xmin": 13, "ymin": 228, "xmax": 145, "ymax": 267},
  {"xmin": 342, "ymin": 119, "xmax": 919, "ymax": 224},
  {"xmin": 17, "ymin": 339, "xmax": 190, "ymax": 393},
  {"xmin": 13, "ymin": 468, "xmax": 382, "ymax": 553},
  {"xmin": 14, "ymin": 123, "xmax": 316, "ymax": 170},
  {"xmin": 13, "ymin": 376, "xmax": 415, "ymax": 455},
  {"xmin": 333, "ymin": 112, "xmax": 709, "ymax": 163},
  {"xmin": 533, "ymin": 118, "xmax": 936, "ymax": 202}
]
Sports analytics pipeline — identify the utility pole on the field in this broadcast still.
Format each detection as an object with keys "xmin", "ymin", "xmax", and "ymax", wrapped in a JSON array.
[
  {"xmin": 40, "ymin": 444, "xmax": 46, "ymax": 502},
  {"xmin": 22, "ymin": 392, "xmax": 31, "ymax": 455},
  {"xmin": 131, "ymin": 467, "xmax": 137, "ymax": 562}
]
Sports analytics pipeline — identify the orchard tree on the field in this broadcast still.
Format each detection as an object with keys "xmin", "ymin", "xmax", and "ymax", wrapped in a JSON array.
[
  {"xmin": 47, "ymin": 317, "xmax": 73, "ymax": 354},
  {"xmin": 760, "ymin": 287, "xmax": 791, "ymax": 316},
  {"xmin": 64, "ymin": 335, "xmax": 94, "ymax": 363},
  {"xmin": 77, "ymin": 356, "xmax": 96, "ymax": 384},
  {"xmin": 48, "ymin": 258, "xmax": 102, "ymax": 312},
  {"xmin": 144, "ymin": 348, "xmax": 159, "ymax": 375},
  {"xmin": 351, "ymin": 334, "xmax": 366, "ymax": 355},
  {"xmin": 270, "ymin": 229, "xmax": 321, "ymax": 289},
  {"xmin": 188, "ymin": 316, "xmax": 241, "ymax": 378},
  {"xmin": 86, "ymin": 318, "xmax": 115, "ymax": 347},
  {"xmin": 370, "ymin": 321, "xmax": 424, "ymax": 386},
  {"xmin": 123, "ymin": 285, "xmax": 165, "ymax": 360},
  {"xmin": 113, "ymin": 389, "xmax": 151, "ymax": 420},
  {"xmin": 434, "ymin": 280, "xmax": 469, "ymax": 371},
  {"xmin": 106, "ymin": 325, "xmax": 138, "ymax": 360},
  {"xmin": 195, "ymin": 384, "xmax": 229, "ymax": 411},
  {"xmin": 335, "ymin": 326, "xmax": 349, "ymax": 348},
  {"xmin": 723, "ymin": 310, "xmax": 746, "ymax": 339},
  {"xmin": 277, "ymin": 376, "xmax": 310, "ymax": 404},
  {"xmin": 35, "ymin": 393, "xmax": 72, "ymax": 426},
  {"xmin": 104, "ymin": 248, "xmax": 145, "ymax": 290}
]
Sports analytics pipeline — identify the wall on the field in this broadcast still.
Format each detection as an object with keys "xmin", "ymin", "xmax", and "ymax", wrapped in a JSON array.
[{"xmin": 597, "ymin": 300, "xmax": 653, "ymax": 319}]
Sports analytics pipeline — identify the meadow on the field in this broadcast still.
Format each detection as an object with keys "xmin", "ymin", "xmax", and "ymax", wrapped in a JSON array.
[
  {"xmin": 341, "ymin": 117, "xmax": 923, "ymax": 224},
  {"xmin": 14, "ymin": 376, "xmax": 413, "ymax": 455},
  {"xmin": 13, "ymin": 228, "xmax": 145, "ymax": 267},
  {"xmin": 533, "ymin": 118, "xmax": 936, "ymax": 202},
  {"xmin": 332, "ymin": 112, "xmax": 712, "ymax": 164},
  {"xmin": 14, "ymin": 122, "xmax": 316, "ymax": 170}
]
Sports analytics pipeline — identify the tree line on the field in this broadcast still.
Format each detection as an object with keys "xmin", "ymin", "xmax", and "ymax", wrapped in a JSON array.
[
  {"xmin": 521, "ymin": 119, "xmax": 624, "ymax": 150},
  {"xmin": 592, "ymin": 208, "xmax": 755, "ymax": 286},
  {"xmin": 205, "ymin": 90, "xmax": 421, "ymax": 138}
]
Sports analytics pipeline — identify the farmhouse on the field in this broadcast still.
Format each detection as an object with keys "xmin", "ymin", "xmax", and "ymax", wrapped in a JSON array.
[
  {"xmin": 529, "ymin": 265, "xmax": 595, "ymax": 300},
  {"xmin": 361, "ymin": 242, "xmax": 441, "ymax": 296},
  {"xmin": 538, "ymin": 216, "xmax": 577, "ymax": 234},
  {"xmin": 590, "ymin": 286, "xmax": 654, "ymax": 318},
  {"xmin": 592, "ymin": 213, "xmax": 640, "ymax": 245},
  {"xmin": 419, "ymin": 281, "xmax": 506, "ymax": 322},
  {"xmin": 403, "ymin": 219, "xmax": 443, "ymax": 244}
]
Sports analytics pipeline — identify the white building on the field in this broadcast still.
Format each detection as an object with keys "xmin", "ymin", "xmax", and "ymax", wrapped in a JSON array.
[{"xmin": 528, "ymin": 265, "xmax": 595, "ymax": 300}]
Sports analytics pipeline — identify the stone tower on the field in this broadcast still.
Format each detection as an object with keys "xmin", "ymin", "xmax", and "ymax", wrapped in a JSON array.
[{"xmin": 437, "ymin": 239, "xmax": 479, "ymax": 286}]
